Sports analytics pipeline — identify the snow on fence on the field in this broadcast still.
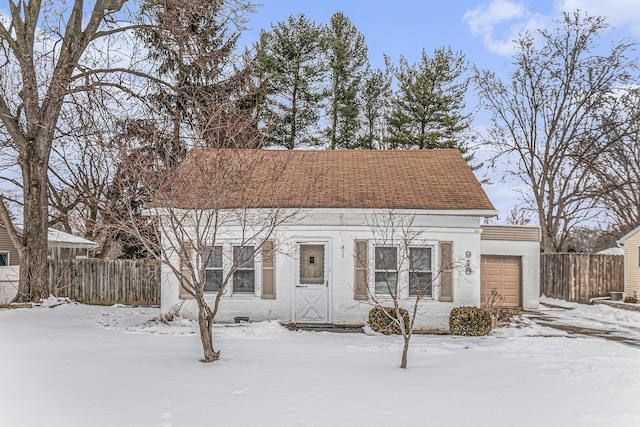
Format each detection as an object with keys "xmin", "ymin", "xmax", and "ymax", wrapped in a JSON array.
[
  {"xmin": 540, "ymin": 253, "xmax": 624, "ymax": 303},
  {"xmin": 48, "ymin": 259, "xmax": 161, "ymax": 306}
]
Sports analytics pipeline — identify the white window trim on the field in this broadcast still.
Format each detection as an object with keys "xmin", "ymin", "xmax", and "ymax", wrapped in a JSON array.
[
  {"xmin": 203, "ymin": 245, "xmax": 223, "ymax": 294},
  {"xmin": 217, "ymin": 243, "xmax": 260, "ymax": 297},
  {"xmin": 191, "ymin": 242, "xmax": 261, "ymax": 298},
  {"xmin": 231, "ymin": 244, "xmax": 257, "ymax": 295},
  {"xmin": 373, "ymin": 245, "xmax": 399, "ymax": 296},
  {"xmin": 368, "ymin": 241, "xmax": 439, "ymax": 300},
  {"xmin": 408, "ymin": 245, "xmax": 435, "ymax": 299}
]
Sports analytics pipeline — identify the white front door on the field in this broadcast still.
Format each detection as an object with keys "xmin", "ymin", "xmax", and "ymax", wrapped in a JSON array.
[{"xmin": 295, "ymin": 244, "xmax": 328, "ymax": 323}]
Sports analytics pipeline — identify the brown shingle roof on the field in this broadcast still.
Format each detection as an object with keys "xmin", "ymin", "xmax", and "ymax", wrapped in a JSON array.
[{"xmin": 164, "ymin": 149, "xmax": 495, "ymax": 211}]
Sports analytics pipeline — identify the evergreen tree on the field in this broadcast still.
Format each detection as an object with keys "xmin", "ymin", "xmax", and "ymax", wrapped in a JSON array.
[
  {"xmin": 323, "ymin": 12, "xmax": 369, "ymax": 149},
  {"xmin": 140, "ymin": 0, "xmax": 258, "ymax": 151},
  {"xmin": 358, "ymin": 66, "xmax": 392, "ymax": 149},
  {"xmin": 253, "ymin": 14, "xmax": 326, "ymax": 149},
  {"xmin": 386, "ymin": 47, "xmax": 473, "ymax": 161}
]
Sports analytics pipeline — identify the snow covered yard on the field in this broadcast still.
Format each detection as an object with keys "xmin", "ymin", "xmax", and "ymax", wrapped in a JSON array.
[{"xmin": 1, "ymin": 301, "xmax": 640, "ymax": 427}]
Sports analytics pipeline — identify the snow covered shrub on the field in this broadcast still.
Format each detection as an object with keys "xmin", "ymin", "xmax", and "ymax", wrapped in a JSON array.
[
  {"xmin": 368, "ymin": 306, "xmax": 410, "ymax": 335},
  {"xmin": 449, "ymin": 306, "xmax": 492, "ymax": 336},
  {"xmin": 624, "ymin": 295, "xmax": 637, "ymax": 304}
]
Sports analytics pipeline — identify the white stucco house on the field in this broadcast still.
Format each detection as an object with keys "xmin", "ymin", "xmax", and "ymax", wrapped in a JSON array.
[{"xmin": 158, "ymin": 149, "xmax": 540, "ymax": 328}]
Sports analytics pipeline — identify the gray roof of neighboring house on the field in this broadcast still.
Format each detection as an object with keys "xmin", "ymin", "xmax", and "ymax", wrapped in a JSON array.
[
  {"xmin": 596, "ymin": 247, "xmax": 624, "ymax": 255},
  {"xmin": 5, "ymin": 224, "xmax": 98, "ymax": 249},
  {"xmin": 45, "ymin": 228, "xmax": 98, "ymax": 249}
]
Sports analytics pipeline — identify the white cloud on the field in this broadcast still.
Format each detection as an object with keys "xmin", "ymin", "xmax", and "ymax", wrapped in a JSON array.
[
  {"xmin": 555, "ymin": 0, "xmax": 640, "ymax": 34},
  {"xmin": 463, "ymin": 0, "xmax": 549, "ymax": 55},
  {"xmin": 464, "ymin": 0, "xmax": 527, "ymax": 34}
]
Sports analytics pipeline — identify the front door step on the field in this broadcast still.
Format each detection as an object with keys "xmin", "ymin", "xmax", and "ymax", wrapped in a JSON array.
[{"xmin": 283, "ymin": 322, "xmax": 364, "ymax": 333}]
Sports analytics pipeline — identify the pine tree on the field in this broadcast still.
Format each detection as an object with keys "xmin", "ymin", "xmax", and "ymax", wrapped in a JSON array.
[
  {"xmin": 358, "ymin": 66, "xmax": 392, "ymax": 149},
  {"xmin": 323, "ymin": 12, "xmax": 369, "ymax": 149},
  {"xmin": 253, "ymin": 14, "xmax": 326, "ymax": 149},
  {"xmin": 386, "ymin": 47, "xmax": 473, "ymax": 161},
  {"xmin": 139, "ymin": 0, "xmax": 258, "ymax": 151}
]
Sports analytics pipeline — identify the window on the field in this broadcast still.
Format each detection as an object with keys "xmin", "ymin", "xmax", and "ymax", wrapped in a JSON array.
[
  {"xmin": 0, "ymin": 252, "xmax": 8, "ymax": 266},
  {"xmin": 204, "ymin": 246, "xmax": 223, "ymax": 292},
  {"xmin": 375, "ymin": 246, "xmax": 397, "ymax": 295},
  {"xmin": 409, "ymin": 247, "xmax": 433, "ymax": 297},
  {"xmin": 233, "ymin": 246, "xmax": 255, "ymax": 293}
]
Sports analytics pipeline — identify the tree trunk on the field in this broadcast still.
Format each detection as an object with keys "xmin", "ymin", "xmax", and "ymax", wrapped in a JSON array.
[
  {"xmin": 197, "ymin": 304, "xmax": 220, "ymax": 363},
  {"xmin": 14, "ymin": 145, "xmax": 49, "ymax": 303},
  {"xmin": 400, "ymin": 334, "xmax": 411, "ymax": 369}
]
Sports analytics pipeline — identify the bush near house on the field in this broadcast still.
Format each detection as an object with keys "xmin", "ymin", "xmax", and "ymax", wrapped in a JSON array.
[
  {"xmin": 449, "ymin": 306, "xmax": 492, "ymax": 336},
  {"xmin": 624, "ymin": 296, "xmax": 638, "ymax": 304},
  {"xmin": 368, "ymin": 306, "xmax": 410, "ymax": 335}
]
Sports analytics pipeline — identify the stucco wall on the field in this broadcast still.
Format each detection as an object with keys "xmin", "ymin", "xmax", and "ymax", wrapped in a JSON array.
[{"xmin": 161, "ymin": 209, "xmax": 485, "ymax": 329}]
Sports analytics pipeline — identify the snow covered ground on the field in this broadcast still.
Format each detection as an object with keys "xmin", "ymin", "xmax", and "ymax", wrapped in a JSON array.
[{"xmin": 1, "ymin": 298, "xmax": 640, "ymax": 427}]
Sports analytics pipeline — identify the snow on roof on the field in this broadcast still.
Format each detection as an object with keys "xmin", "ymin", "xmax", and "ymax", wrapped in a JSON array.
[
  {"xmin": 46, "ymin": 228, "xmax": 98, "ymax": 249},
  {"xmin": 596, "ymin": 247, "xmax": 624, "ymax": 255},
  {"xmin": 8, "ymin": 224, "xmax": 98, "ymax": 249}
]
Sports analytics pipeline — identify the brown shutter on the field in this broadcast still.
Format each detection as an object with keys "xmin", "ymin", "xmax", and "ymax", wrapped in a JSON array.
[
  {"xmin": 354, "ymin": 240, "xmax": 369, "ymax": 300},
  {"xmin": 439, "ymin": 241, "xmax": 453, "ymax": 302},
  {"xmin": 179, "ymin": 242, "xmax": 194, "ymax": 299},
  {"xmin": 261, "ymin": 240, "xmax": 276, "ymax": 299}
]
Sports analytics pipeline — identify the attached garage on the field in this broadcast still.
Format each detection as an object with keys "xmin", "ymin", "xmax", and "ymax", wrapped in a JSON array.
[
  {"xmin": 480, "ymin": 225, "xmax": 540, "ymax": 310},
  {"xmin": 481, "ymin": 255, "xmax": 521, "ymax": 307}
]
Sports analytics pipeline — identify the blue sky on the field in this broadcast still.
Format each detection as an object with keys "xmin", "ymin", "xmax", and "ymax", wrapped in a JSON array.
[
  {"xmin": 240, "ymin": 0, "xmax": 640, "ymax": 72},
  {"xmin": 239, "ymin": 0, "xmax": 640, "ymax": 222},
  {"xmin": 1, "ymin": 0, "xmax": 638, "ymax": 222}
]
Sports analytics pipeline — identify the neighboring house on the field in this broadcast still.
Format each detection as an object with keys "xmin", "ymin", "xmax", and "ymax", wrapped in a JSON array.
[
  {"xmin": 597, "ymin": 247, "xmax": 624, "ymax": 256},
  {"xmin": 159, "ymin": 149, "xmax": 540, "ymax": 328},
  {"xmin": 617, "ymin": 227, "xmax": 640, "ymax": 299},
  {"xmin": 0, "ymin": 223, "xmax": 98, "ymax": 304},
  {"xmin": 0, "ymin": 224, "xmax": 98, "ymax": 263}
]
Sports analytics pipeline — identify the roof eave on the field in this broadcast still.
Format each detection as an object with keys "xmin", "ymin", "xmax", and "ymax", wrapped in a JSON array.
[{"xmin": 617, "ymin": 224, "xmax": 640, "ymax": 245}]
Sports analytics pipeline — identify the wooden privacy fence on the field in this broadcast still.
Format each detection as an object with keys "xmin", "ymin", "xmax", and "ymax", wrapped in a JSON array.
[
  {"xmin": 48, "ymin": 259, "xmax": 161, "ymax": 306},
  {"xmin": 540, "ymin": 253, "xmax": 624, "ymax": 303}
]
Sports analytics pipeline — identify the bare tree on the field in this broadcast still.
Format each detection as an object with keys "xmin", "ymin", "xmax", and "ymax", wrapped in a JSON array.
[
  {"xmin": 504, "ymin": 206, "xmax": 532, "ymax": 226},
  {"xmin": 564, "ymin": 225, "xmax": 620, "ymax": 253},
  {"xmin": 593, "ymin": 88, "xmax": 640, "ymax": 233},
  {"xmin": 0, "ymin": 0, "xmax": 259, "ymax": 288},
  {"xmin": 0, "ymin": 0, "xmax": 151, "ymax": 301},
  {"xmin": 111, "ymin": 139, "xmax": 311, "ymax": 361},
  {"xmin": 474, "ymin": 11, "xmax": 637, "ymax": 252},
  {"xmin": 358, "ymin": 210, "xmax": 462, "ymax": 369}
]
